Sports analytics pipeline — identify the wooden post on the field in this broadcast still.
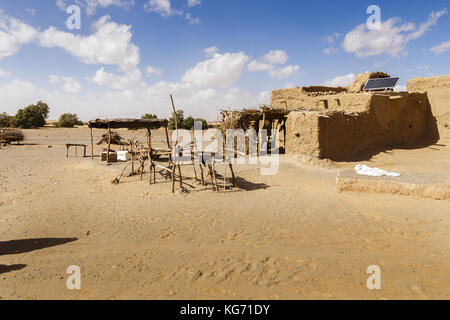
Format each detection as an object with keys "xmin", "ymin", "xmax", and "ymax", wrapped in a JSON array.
[
  {"xmin": 228, "ymin": 163, "xmax": 236, "ymax": 187},
  {"xmin": 170, "ymin": 94, "xmax": 179, "ymax": 147},
  {"xmin": 90, "ymin": 128, "xmax": 94, "ymax": 159},
  {"xmin": 171, "ymin": 165, "xmax": 175, "ymax": 193},
  {"xmin": 131, "ymin": 141, "xmax": 135, "ymax": 175},
  {"xmin": 147, "ymin": 128, "xmax": 153, "ymax": 185},
  {"xmin": 106, "ymin": 126, "xmax": 111, "ymax": 164},
  {"xmin": 212, "ymin": 160, "xmax": 218, "ymax": 192},
  {"xmin": 170, "ymin": 94, "xmax": 181, "ymax": 191},
  {"xmin": 177, "ymin": 164, "xmax": 183, "ymax": 188},
  {"xmin": 208, "ymin": 164, "xmax": 215, "ymax": 191},
  {"xmin": 199, "ymin": 164, "xmax": 204, "ymax": 185}
]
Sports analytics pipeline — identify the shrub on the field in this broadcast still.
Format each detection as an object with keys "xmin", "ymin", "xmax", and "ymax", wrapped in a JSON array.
[
  {"xmin": 141, "ymin": 113, "xmax": 158, "ymax": 120},
  {"xmin": 0, "ymin": 113, "xmax": 13, "ymax": 127},
  {"xmin": 58, "ymin": 113, "xmax": 82, "ymax": 128},
  {"xmin": 168, "ymin": 110, "xmax": 209, "ymax": 130}
]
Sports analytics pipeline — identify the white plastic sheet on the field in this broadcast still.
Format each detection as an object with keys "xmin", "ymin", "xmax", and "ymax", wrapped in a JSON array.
[{"xmin": 355, "ymin": 164, "xmax": 401, "ymax": 177}]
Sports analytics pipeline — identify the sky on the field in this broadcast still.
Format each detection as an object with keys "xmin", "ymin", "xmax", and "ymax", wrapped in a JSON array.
[{"xmin": 0, "ymin": 0, "xmax": 449, "ymax": 121}]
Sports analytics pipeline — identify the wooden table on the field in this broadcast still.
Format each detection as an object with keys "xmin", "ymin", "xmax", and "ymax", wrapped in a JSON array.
[{"xmin": 66, "ymin": 144, "xmax": 88, "ymax": 158}]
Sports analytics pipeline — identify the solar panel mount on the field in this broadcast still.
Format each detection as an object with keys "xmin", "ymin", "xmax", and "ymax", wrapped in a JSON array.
[{"xmin": 363, "ymin": 77, "xmax": 400, "ymax": 92}]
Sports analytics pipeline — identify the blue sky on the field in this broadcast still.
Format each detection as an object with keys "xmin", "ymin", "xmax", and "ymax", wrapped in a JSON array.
[{"xmin": 0, "ymin": 0, "xmax": 449, "ymax": 120}]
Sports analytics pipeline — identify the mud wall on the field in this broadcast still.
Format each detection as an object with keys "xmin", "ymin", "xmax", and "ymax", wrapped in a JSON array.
[
  {"xmin": 285, "ymin": 92, "xmax": 436, "ymax": 160},
  {"xmin": 271, "ymin": 88, "xmax": 372, "ymax": 113},
  {"xmin": 284, "ymin": 111, "xmax": 321, "ymax": 158},
  {"xmin": 407, "ymin": 75, "xmax": 450, "ymax": 126}
]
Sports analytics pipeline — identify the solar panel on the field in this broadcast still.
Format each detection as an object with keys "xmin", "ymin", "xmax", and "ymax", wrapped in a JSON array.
[{"xmin": 363, "ymin": 77, "xmax": 399, "ymax": 91}]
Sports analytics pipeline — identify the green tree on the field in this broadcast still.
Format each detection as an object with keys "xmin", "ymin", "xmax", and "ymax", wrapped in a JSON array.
[
  {"xmin": 168, "ymin": 110, "xmax": 184, "ymax": 130},
  {"xmin": 181, "ymin": 116, "xmax": 194, "ymax": 130},
  {"xmin": 181, "ymin": 116, "xmax": 209, "ymax": 130},
  {"xmin": 141, "ymin": 113, "xmax": 158, "ymax": 120},
  {"xmin": 35, "ymin": 101, "xmax": 50, "ymax": 119},
  {"xmin": 0, "ymin": 113, "xmax": 13, "ymax": 127},
  {"xmin": 13, "ymin": 104, "xmax": 47, "ymax": 128},
  {"xmin": 58, "ymin": 113, "xmax": 82, "ymax": 128}
]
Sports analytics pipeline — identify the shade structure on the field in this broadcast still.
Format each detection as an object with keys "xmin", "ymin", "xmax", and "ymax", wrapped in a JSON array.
[{"xmin": 88, "ymin": 118, "xmax": 168, "ymax": 130}]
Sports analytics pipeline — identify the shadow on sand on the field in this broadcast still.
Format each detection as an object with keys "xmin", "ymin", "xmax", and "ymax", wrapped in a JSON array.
[
  {"xmin": 0, "ymin": 237, "xmax": 78, "ymax": 256},
  {"xmin": 0, "ymin": 264, "xmax": 27, "ymax": 275}
]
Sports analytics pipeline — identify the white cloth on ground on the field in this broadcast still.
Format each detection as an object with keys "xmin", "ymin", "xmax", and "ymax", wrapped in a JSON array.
[{"xmin": 355, "ymin": 164, "xmax": 401, "ymax": 177}]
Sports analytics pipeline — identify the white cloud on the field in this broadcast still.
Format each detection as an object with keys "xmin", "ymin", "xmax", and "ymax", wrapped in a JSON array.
[
  {"xmin": 247, "ymin": 60, "xmax": 272, "ymax": 72},
  {"xmin": 431, "ymin": 40, "xmax": 450, "ymax": 55},
  {"xmin": 343, "ymin": 9, "xmax": 447, "ymax": 57},
  {"xmin": 263, "ymin": 50, "xmax": 288, "ymax": 65},
  {"xmin": 56, "ymin": 0, "xmax": 135, "ymax": 16},
  {"xmin": 258, "ymin": 91, "xmax": 270, "ymax": 105},
  {"xmin": 323, "ymin": 47, "xmax": 338, "ymax": 55},
  {"xmin": 0, "ymin": 11, "xmax": 38, "ymax": 59},
  {"xmin": 324, "ymin": 32, "xmax": 340, "ymax": 44},
  {"xmin": 187, "ymin": 0, "xmax": 201, "ymax": 7},
  {"xmin": 0, "ymin": 69, "xmax": 10, "ymax": 77},
  {"xmin": 416, "ymin": 65, "xmax": 430, "ymax": 71},
  {"xmin": 247, "ymin": 50, "xmax": 299, "ymax": 79},
  {"xmin": 49, "ymin": 75, "xmax": 61, "ymax": 84},
  {"xmin": 203, "ymin": 46, "xmax": 219, "ymax": 57},
  {"xmin": 145, "ymin": 66, "xmax": 163, "ymax": 77},
  {"xmin": 268, "ymin": 65, "xmax": 299, "ymax": 79},
  {"xmin": 39, "ymin": 15, "xmax": 140, "ymax": 72},
  {"xmin": 0, "ymin": 77, "xmax": 263, "ymax": 121},
  {"xmin": 89, "ymin": 67, "xmax": 145, "ymax": 90},
  {"xmin": 144, "ymin": 0, "xmax": 181, "ymax": 17},
  {"xmin": 62, "ymin": 77, "xmax": 82, "ymax": 93},
  {"xmin": 182, "ymin": 52, "xmax": 249, "ymax": 88},
  {"xmin": 323, "ymin": 73, "xmax": 356, "ymax": 87},
  {"xmin": 26, "ymin": 8, "xmax": 36, "ymax": 16},
  {"xmin": 185, "ymin": 13, "xmax": 201, "ymax": 24},
  {"xmin": 49, "ymin": 75, "xmax": 82, "ymax": 93}
]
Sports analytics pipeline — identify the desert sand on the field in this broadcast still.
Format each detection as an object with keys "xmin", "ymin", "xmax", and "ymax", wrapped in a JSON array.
[{"xmin": 0, "ymin": 126, "xmax": 449, "ymax": 300}]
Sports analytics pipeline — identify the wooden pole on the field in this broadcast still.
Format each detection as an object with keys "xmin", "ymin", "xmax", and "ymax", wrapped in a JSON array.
[
  {"xmin": 131, "ymin": 141, "xmax": 135, "ymax": 175},
  {"xmin": 208, "ymin": 164, "xmax": 215, "ymax": 191},
  {"xmin": 106, "ymin": 126, "xmax": 111, "ymax": 164},
  {"xmin": 199, "ymin": 164, "xmax": 204, "ymax": 185},
  {"xmin": 171, "ymin": 164, "xmax": 175, "ymax": 193},
  {"xmin": 147, "ymin": 128, "xmax": 153, "ymax": 185},
  {"xmin": 170, "ymin": 94, "xmax": 181, "ymax": 192},
  {"xmin": 170, "ymin": 94, "xmax": 179, "ymax": 147},
  {"xmin": 90, "ymin": 128, "xmax": 94, "ymax": 159},
  {"xmin": 177, "ymin": 164, "xmax": 183, "ymax": 188},
  {"xmin": 229, "ymin": 163, "xmax": 236, "ymax": 187}
]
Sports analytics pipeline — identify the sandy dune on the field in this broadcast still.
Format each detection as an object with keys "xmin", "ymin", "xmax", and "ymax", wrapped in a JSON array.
[{"xmin": 0, "ymin": 127, "xmax": 449, "ymax": 299}]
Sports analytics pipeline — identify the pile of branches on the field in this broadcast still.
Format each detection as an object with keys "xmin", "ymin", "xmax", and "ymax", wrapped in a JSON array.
[
  {"xmin": 0, "ymin": 128, "xmax": 24, "ymax": 144},
  {"xmin": 97, "ymin": 131, "xmax": 127, "ymax": 145}
]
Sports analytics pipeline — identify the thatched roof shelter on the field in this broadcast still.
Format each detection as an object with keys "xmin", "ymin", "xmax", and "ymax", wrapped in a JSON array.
[
  {"xmin": 220, "ymin": 107, "xmax": 295, "ymax": 130},
  {"xmin": 88, "ymin": 118, "xmax": 168, "ymax": 130}
]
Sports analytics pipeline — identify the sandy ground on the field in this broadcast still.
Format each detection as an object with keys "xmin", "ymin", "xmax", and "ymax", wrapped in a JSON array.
[{"xmin": 0, "ymin": 126, "xmax": 449, "ymax": 300}]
